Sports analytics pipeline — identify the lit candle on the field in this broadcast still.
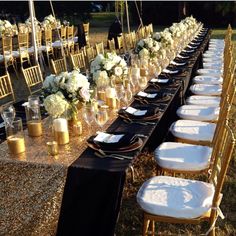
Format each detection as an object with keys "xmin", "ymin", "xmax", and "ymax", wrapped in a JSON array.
[
  {"xmin": 27, "ymin": 120, "xmax": 42, "ymax": 137},
  {"xmin": 53, "ymin": 118, "xmax": 69, "ymax": 145},
  {"xmin": 7, "ymin": 136, "xmax": 25, "ymax": 154}
]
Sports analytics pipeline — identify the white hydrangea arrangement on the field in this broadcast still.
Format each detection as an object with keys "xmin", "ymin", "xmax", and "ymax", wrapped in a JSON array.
[
  {"xmin": 153, "ymin": 29, "xmax": 174, "ymax": 48},
  {"xmin": 0, "ymin": 20, "xmax": 14, "ymax": 37},
  {"xmin": 90, "ymin": 52, "xmax": 128, "ymax": 87},
  {"xmin": 25, "ymin": 17, "xmax": 41, "ymax": 31},
  {"xmin": 135, "ymin": 37, "xmax": 161, "ymax": 59},
  {"xmin": 43, "ymin": 69, "xmax": 90, "ymax": 118}
]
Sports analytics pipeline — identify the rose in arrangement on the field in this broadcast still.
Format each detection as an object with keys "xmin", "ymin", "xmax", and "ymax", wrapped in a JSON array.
[{"xmin": 90, "ymin": 52, "xmax": 128, "ymax": 87}]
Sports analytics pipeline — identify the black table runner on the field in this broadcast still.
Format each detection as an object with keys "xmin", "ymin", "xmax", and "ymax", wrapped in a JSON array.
[{"xmin": 57, "ymin": 29, "xmax": 211, "ymax": 236}]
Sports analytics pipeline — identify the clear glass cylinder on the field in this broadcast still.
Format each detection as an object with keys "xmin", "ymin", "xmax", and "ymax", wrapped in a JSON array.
[
  {"xmin": 6, "ymin": 117, "xmax": 25, "ymax": 154},
  {"xmin": 25, "ymin": 100, "xmax": 42, "ymax": 137}
]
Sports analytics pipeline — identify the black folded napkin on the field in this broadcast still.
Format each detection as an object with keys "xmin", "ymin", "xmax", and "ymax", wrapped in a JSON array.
[{"xmin": 88, "ymin": 132, "xmax": 137, "ymax": 150}]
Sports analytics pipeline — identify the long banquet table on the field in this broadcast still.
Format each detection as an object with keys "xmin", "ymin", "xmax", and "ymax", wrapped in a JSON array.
[
  {"xmin": 0, "ymin": 29, "xmax": 210, "ymax": 236},
  {"xmin": 56, "ymin": 31, "xmax": 211, "ymax": 236}
]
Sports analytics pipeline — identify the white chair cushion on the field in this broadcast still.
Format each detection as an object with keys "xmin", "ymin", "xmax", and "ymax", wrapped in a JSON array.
[
  {"xmin": 193, "ymin": 75, "xmax": 223, "ymax": 85},
  {"xmin": 176, "ymin": 105, "xmax": 219, "ymax": 121},
  {"xmin": 204, "ymin": 50, "xmax": 223, "ymax": 56},
  {"xmin": 203, "ymin": 57, "xmax": 223, "ymax": 64},
  {"xmin": 170, "ymin": 119, "xmax": 216, "ymax": 142},
  {"xmin": 154, "ymin": 142, "xmax": 212, "ymax": 171},
  {"xmin": 203, "ymin": 63, "xmax": 223, "ymax": 71},
  {"xmin": 137, "ymin": 176, "xmax": 214, "ymax": 218},
  {"xmin": 197, "ymin": 68, "xmax": 223, "ymax": 77},
  {"xmin": 202, "ymin": 54, "xmax": 223, "ymax": 60},
  {"xmin": 190, "ymin": 84, "xmax": 222, "ymax": 96},
  {"xmin": 186, "ymin": 95, "xmax": 221, "ymax": 107}
]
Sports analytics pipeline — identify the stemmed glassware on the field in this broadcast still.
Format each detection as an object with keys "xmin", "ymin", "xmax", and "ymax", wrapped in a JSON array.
[
  {"xmin": 1, "ymin": 104, "xmax": 16, "ymax": 127},
  {"xmin": 115, "ymin": 84, "xmax": 125, "ymax": 108},
  {"xmin": 94, "ymin": 106, "xmax": 109, "ymax": 131},
  {"xmin": 83, "ymin": 104, "xmax": 95, "ymax": 135}
]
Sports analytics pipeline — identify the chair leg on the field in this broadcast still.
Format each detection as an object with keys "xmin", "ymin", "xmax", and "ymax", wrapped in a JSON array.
[
  {"xmin": 151, "ymin": 220, "xmax": 155, "ymax": 236},
  {"xmin": 129, "ymin": 165, "xmax": 135, "ymax": 183},
  {"xmin": 208, "ymin": 227, "xmax": 215, "ymax": 236},
  {"xmin": 143, "ymin": 214, "xmax": 150, "ymax": 236}
]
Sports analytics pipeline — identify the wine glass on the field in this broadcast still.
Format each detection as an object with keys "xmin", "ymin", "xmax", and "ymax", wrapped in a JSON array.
[
  {"xmin": 82, "ymin": 104, "xmax": 95, "ymax": 134},
  {"xmin": 1, "ymin": 104, "xmax": 16, "ymax": 127},
  {"xmin": 138, "ymin": 76, "xmax": 148, "ymax": 90},
  {"xmin": 124, "ymin": 84, "xmax": 133, "ymax": 106},
  {"xmin": 115, "ymin": 84, "xmax": 125, "ymax": 108},
  {"xmin": 94, "ymin": 106, "xmax": 108, "ymax": 131}
]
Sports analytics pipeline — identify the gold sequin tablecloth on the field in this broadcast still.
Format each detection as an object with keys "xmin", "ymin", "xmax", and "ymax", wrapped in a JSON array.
[{"xmin": 0, "ymin": 111, "xmax": 118, "ymax": 236}]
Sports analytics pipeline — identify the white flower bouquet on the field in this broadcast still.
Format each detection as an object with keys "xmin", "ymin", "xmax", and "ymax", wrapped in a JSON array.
[
  {"xmin": 0, "ymin": 20, "xmax": 14, "ymax": 36},
  {"xmin": 90, "ymin": 52, "xmax": 128, "ymax": 87},
  {"xmin": 42, "ymin": 69, "xmax": 90, "ymax": 118},
  {"xmin": 42, "ymin": 14, "xmax": 60, "ymax": 29},
  {"xmin": 135, "ymin": 37, "xmax": 161, "ymax": 59}
]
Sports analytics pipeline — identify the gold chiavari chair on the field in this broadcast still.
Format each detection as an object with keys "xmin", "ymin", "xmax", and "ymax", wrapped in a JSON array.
[
  {"xmin": 1, "ymin": 36, "xmax": 18, "ymax": 77},
  {"xmin": 67, "ymin": 25, "xmax": 75, "ymax": 54},
  {"xmin": 0, "ymin": 72, "xmax": 15, "ymax": 105},
  {"xmin": 131, "ymin": 31, "xmax": 137, "ymax": 48},
  {"xmin": 155, "ymin": 97, "xmax": 231, "ymax": 177},
  {"xmin": 83, "ymin": 46, "xmax": 95, "ymax": 69},
  {"xmin": 117, "ymin": 36, "xmax": 125, "ymax": 54},
  {"xmin": 138, "ymin": 124, "xmax": 235, "ymax": 236},
  {"xmin": 17, "ymin": 32, "xmax": 31, "ymax": 67},
  {"xmin": 42, "ymin": 28, "xmax": 54, "ymax": 65},
  {"xmin": 51, "ymin": 58, "xmax": 67, "ymax": 75},
  {"xmin": 95, "ymin": 41, "xmax": 104, "ymax": 55},
  {"xmin": 107, "ymin": 38, "xmax": 116, "ymax": 52},
  {"xmin": 70, "ymin": 52, "xmax": 86, "ymax": 72},
  {"xmin": 22, "ymin": 64, "xmax": 43, "ymax": 95},
  {"xmin": 52, "ymin": 26, "xmax": 68, "ymax": 58},
  {"xmin": 83, "ymin": 23, "xmax": 90, "ymax": 46},
  {"xmin": 123, "ymin": 33, "xmax": 133, "ymax": 52}
]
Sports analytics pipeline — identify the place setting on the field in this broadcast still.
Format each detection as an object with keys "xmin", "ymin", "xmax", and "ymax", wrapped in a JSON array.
[{"xmin": 86, "ymin": 131, "xmax": 144, "ymax": 159}]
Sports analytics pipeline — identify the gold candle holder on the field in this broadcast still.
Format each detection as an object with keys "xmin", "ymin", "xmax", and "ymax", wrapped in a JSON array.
[
  {"xmin": 73, "ymin": 121, "xmax": 83, "ymax": 136},
  {"xmin": 106, "ymin": 97, "xmax": 117, "ymax": 109},
  {"xmin": 54, "ymin": 131, "xmax": 69, "ymax": 145},
  {"xmin": 46, "ymin": 141, "xmax": 59, "ymax": 156},
  {"xmin": 27, "ymin": 120, "xmax": 42, "ymax": 137},
  {"xmin": 97, "ymin": 91, "xmax": 106, "ymax": 101},
  {"xmin": 7, "ymin": 135, "xmax": 25, "ymax": 155},
  {"xmin": 53, "ymin": 118, "xmax": 70, "ymax": 145}
]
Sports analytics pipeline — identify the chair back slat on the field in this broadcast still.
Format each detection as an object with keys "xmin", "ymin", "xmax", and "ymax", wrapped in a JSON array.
[
  {"xmin": 0, "ymin": 73, "xmax": 15, "ymax": 103},
  {"xmin": 95, "ymin": 42, "xmax": 104, "ymax": 55},
  {"xmin": 51, "ymin": 58, "xmax": 67, "ymax": 75},
  {"xmin": 108, "ymin": 38, "xmax": 116, "ymax": 51},
  {"xmin": 70, "ymin": 52, "xmax": 86, "ymax": 71},
  {"xmin": 22, "ymin": 65, "xmax": 43, "ymax": 94},
  {"xmin": 210, "ymin": 125, "xmax": 235, "ymax": 208}
]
